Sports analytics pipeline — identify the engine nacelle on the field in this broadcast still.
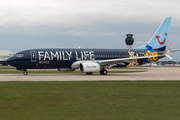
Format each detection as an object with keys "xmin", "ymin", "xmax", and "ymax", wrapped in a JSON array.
[
  {"xmin": 56, "ymin": 68, "xmax": 75, "ymax": 72},
  {"xmin": 80, "ymin": 62, "xmax": 100, "ymax": 73}
]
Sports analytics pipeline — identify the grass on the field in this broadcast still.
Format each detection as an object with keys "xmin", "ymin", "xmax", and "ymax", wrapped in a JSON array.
[
  {"xmin": 0, "ymin": 66, "xmax": 15, "ymax": 69},
  {"xmin": 0, "ymin": 81, "xmax": 180, "ymax": 120}
]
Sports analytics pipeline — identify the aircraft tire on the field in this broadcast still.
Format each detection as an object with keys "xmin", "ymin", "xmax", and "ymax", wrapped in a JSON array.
[
  {"xmin": 23, "ymin": 71, "xmax": 28, "ymax": 75},
  {"xmin": 100, "ymin": 69, "xmax": 107, "ymax": 75}
]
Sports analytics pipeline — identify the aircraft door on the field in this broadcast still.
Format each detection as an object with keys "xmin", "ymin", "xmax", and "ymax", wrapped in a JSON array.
[{"xmin": 30, "ymin": 51, "xmax": 37, "ymax": 62}]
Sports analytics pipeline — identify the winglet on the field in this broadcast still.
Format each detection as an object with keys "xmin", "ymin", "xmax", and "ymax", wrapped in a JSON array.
[{"xmin": 163, "ymin": 42, "xmax": 174, "ymax": 56}]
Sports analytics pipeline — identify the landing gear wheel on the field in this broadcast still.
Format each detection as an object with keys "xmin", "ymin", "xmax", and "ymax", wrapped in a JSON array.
[
  {"xmin": 100, "ymin": 69, "xmax": 108, "ymax": 75},
  {"xmin": 23, "ymin": 71, "xmax": 28, "ymax": 75},
  {"xmin": 86, "ymin": 72, "xmax": 93, "ymax": 75}
]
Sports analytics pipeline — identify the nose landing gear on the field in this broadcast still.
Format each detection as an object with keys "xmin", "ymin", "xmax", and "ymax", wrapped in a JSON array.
[
  {"xmin": 23, "ymin": 70, "xmax": 28, "ymax": 75},
  {"xmin": 16, "ymin": 68, "xmax": 28, "ymax": 75}
]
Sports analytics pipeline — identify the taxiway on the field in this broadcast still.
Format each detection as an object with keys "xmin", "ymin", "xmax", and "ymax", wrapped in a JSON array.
[{"xmin": 0, "ymin": 67, "xmax": 179, "ymax": 81}]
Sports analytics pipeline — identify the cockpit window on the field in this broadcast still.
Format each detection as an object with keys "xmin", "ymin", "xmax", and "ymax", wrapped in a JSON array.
[{"xmin": 14, "ymin": 54, "xmax": 24, "ymax": 58}]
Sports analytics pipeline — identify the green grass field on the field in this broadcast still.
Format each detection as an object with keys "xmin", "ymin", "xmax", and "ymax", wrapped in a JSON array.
[
  {"xmin": 0, "ymin": 66, "xmax": 15, "ymax": 69},
  {"xmin": 0, "ymin": 81, "xmax": 180, "ymax": 120}
]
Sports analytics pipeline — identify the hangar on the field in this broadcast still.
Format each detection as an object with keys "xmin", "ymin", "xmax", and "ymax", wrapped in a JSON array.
[{"xmin": 0, "ymin": 50, "xmax": 14, "ymax": 65}]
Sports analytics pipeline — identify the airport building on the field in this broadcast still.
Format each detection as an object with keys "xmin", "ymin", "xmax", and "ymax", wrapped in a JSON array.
[{"xmin": 0, "ymin": 50, "xmax": 14, "ymax": 65}]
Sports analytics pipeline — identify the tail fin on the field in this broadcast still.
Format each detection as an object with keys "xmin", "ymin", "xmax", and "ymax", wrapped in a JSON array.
[{"xmin": 136, "ymin": 17, "xmax": 172, "ymax": 51}]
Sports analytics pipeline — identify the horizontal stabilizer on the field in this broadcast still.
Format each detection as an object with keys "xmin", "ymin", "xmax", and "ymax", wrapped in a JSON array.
[
  {"xmin": 171, "ymin": 49, "xmax": 180, "ymax": 52},
  {"xmin": 162, "ymin": 42, "xmax": 174, "ymax": 56},
  {"xmin": 166, "ymin": 55, "xmax": 174, "ymax": 61}
]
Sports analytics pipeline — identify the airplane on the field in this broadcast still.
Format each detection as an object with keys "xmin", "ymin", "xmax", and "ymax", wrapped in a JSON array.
[{"xmin": 6, "ymin": 17, "xmax": 180, "ymax": 75}]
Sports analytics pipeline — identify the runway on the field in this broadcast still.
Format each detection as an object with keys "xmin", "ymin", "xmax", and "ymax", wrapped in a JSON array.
[{"xmin": 0, "ymin": 67, "xmax": 179, "ymax": 81}]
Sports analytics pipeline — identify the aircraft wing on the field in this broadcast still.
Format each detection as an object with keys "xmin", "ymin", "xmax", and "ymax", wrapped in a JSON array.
[
  {"xmin": 98, "ymin": 55, "xmax": 162, "ymax": 67},
  {"xmin": 71, "ymin": 55, "xmax": 163, "ymax": 69}
]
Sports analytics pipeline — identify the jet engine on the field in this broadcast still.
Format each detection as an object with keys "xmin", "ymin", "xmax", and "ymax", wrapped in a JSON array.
[{"xmin": 79, "ymin": 62, "xmax": 100, "ymax": 73}]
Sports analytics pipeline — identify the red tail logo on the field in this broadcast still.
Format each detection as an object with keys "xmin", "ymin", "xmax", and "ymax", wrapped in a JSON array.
[{"xmin": 156, "ymin": 33, "xmax": 167, "ymax": 45}]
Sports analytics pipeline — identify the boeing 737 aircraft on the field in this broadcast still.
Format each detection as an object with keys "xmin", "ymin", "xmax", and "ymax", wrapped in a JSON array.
[{"xmin": 6, "ymin": 17, "xmax": 179, "ymax": 75}]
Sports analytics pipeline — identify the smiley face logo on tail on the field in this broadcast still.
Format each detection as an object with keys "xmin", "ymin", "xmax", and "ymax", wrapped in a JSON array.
[{"xmin": 156, "ymin": 33, "xmax": 167, "ymax": 45}]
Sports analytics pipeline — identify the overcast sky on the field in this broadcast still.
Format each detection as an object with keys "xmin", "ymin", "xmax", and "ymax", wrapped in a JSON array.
[{"xmin": 0, "ymin": 0, "xmax": 180, "ymax": 60}]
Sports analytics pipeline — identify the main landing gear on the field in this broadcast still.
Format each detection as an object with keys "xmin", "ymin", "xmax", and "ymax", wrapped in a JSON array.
[
  {"xmin": 85, "ymin": 69, "xmax": 108, "ymax": 75},
  {"xmin": 100, "ymin": 69, "xmax": 108, "ymax": 75}
]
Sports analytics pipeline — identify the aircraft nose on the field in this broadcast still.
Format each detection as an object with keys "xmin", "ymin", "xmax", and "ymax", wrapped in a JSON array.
[{"xmin": 6, "ymin": 57, "xmax": 16, "ymax": 66}]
